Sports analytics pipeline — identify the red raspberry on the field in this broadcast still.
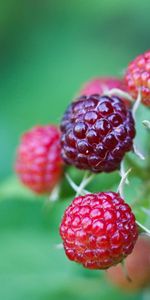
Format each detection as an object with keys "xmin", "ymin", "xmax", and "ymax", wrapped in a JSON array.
[
  {"xmin": 107, "ymin": 236, "xmax": 150, "ymax": 291},
  {"xmin": 15, "ymin": 125, "xmax": 63, "ymax": 194},
  {"xmin": 79, "ymin": 77, "xmax": 130, "ymax": 108},
  {"xmin": 60, "ymin": 192, "xmax": 138, "ymax": 270},
  {"xmin": 125, "ymin": 50, "xmax": 150, "ymax": 106},
  {"xmin": 61, "ymin": 95, "xmax": 135, "ymax": 173}
]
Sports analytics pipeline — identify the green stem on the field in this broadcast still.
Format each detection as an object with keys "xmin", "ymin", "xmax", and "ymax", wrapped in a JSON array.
[
  {"xmin": 136, "ymin": 220, "xmax": 150, "ymax": 236},
  {"xmin": 65, "ymin": 171, "xmax": 94, "ymax": 196},
  {"xmin": 117, "ymin": 168, "xmax": 131, "ymax": 198},
  {"xmin": 75, "ymin": 171, "xmax": 95, "ymax": 197}
]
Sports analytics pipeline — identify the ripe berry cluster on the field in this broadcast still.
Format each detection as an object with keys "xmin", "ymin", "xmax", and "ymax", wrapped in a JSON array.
[
  {"xmin": 61, "ymin": 95, "xmax": 135, "ymax": 173},
  {"xmin": 15, "ymin": 50, "xmax": 150, "ymax": 287}
]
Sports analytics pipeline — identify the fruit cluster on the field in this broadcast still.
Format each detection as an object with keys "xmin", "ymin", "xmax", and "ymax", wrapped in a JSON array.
[
  {"xmin": 61, "ymin": 94, "xmax": 135, "ymax": 173},
  {"xmin": 15, "ymin": 50, "xmax": 150, "ymax": 291}
]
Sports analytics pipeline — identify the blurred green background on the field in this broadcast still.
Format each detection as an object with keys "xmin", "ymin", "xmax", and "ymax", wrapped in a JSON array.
[{"xmin": 0, "ymin": 1, "xmax": 150, "ymax": 299}]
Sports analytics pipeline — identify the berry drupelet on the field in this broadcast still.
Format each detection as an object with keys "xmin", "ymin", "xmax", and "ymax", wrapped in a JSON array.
[
  {"xmin": 60, "ymin": 192, "xmax": 138, "ymax": 270},
  {"xmin": 125, "ymin": 50, "xmax": 150, "ymax": 106},
  {"xmin": 15, "ymin": 125, "xmax": 63, "ymax": 194},
  {"xmin": 61, "ymin": 95, "xmax": 135, "ymax": 173}
]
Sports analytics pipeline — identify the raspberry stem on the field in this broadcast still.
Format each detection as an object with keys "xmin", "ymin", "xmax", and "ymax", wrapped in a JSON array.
[
  {"xmin": 105, "ymin": 88, "xmax": 134, "ymax": 102},
  {"xmin": 133, "ymin": 144, "xmax": 145, "ymax": 160},
  {"xmin": 136, "ymin": 220, "xmax": 150, "ymax": 236},
  {"xmin": 75, "ymin": 171, "xmax": 95, "ymax": 197},
  {"xmin": 120, "ymin": 161, "xmax": 129, "ymax": 184},
  {"xmin": 65, "ymin": 173, "xmax": 91, "ymax": 196},
  {"xmin": 117, "ymin": 168, "xmax": 131, "ymax": 198},
  {"xmin": 143, "ymin": 120, "xmax": 150, "ymax": 129},
  {"xmin": 132, "ymin": 90, "xmax": 141, "ymax": 119}
]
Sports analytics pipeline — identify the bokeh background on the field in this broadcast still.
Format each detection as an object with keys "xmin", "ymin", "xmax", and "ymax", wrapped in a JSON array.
[{"xmin": 0, "ymin": 1, "xmax": 150, "ymax": 299}]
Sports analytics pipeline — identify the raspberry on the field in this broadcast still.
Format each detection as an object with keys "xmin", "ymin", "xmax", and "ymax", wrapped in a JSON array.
[
  {"xmin": 61, "ymin": 95, "xmax": 135, "ymax": 173},
  {"xmin": 15, "ymin": 125, "xmax": 63, "ymax": 194},
  {"xmin": 125, "ymin": 50, "xmax": 150, "ymax": 106},
  {"xmin": 60, "ymin": 192, "xmax": 138, "ymax": 270},
  {"xmin": 107, "ymin": 236, "xmax": 150, "ymax": 291},
  {"xmin": 79, "ymin": 77, "xmax": 130, "ymax": 108}
]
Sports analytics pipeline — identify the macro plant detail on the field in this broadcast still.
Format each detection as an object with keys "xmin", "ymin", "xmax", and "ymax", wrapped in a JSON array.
[
  {"xmin": 60, "ymin": 192, "xmax": 138, "ymax": 270},
  {"xmin": 60, "ymin": 94, "xmax": 135, "ymax": 173},
  {"xmin": 14, "ymin": 50, "xmax": 150, "ymax": 290},
  {"xmin": 79, "ymin": 77, "xmax": 131, "ymax": 108},
  {"xmin": 15, "ymin": 125, "xmax": 63, "ymax": 194}
]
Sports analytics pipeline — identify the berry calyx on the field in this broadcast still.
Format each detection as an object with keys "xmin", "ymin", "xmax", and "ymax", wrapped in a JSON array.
[
  {"xmin": 125, "ymin": 50, "xmax": 150, "ymax": 106},
  {"xmin": 15, "ymin": 125, "xmax": 63, "ymax": 194},
  {"xmin": 60, "ymin": 192, "xmax": 138, "ymax": 270},
  {"xmin": 79, "ymin": 77, "xmax": 130, "ymax": 108},
  {"xmin": 61, "ymin": 95, "xmax": 136, "ymax": 173}
]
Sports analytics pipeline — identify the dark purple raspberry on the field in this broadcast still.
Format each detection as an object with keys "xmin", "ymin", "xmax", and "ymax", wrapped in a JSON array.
[{"xmin": 60, "ymin": 95, "xmax": 135, "ymax": 173}]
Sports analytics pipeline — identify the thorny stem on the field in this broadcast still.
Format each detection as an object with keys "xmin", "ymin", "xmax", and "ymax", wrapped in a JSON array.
[
  {"xmin": 65, "ymin": 173, "xmax": 89, "ymax": 195},
  {"xmin": 75, "ymin": 171, "xmax": 95, "ymax": 197},
  {"xmin": 117, "ymin": 168, "xmax": 131, "ymax": 199},
  {"xmin": 65, "ymin": 172, "xmax": 94, "ymax": 196}
]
